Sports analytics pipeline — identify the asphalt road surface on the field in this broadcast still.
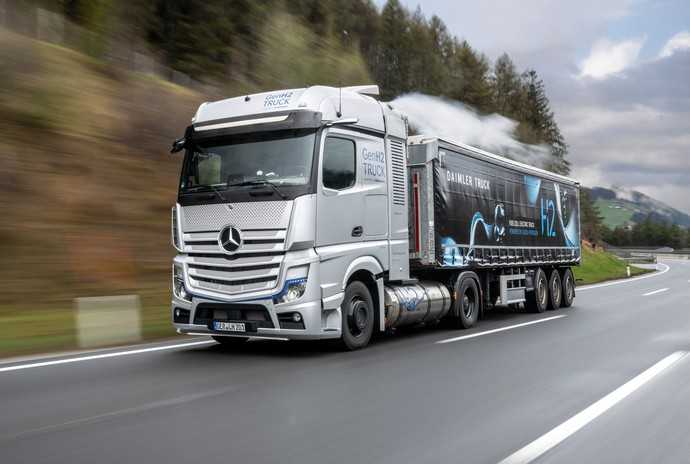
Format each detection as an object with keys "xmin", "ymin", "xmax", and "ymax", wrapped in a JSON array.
[{"xmin": 2, "ymin": 260, "xmax": 690, "ymax": 464}]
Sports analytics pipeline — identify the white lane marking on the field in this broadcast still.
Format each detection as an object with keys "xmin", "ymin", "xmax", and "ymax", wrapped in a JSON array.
[
  {"xmin": 643, "ymin": 288, "xmax": 669, "ymax": 297},
  {"xmin": 497, "ymin": 351, "xmax": 688, "ymax": 464},
  {"xmin": 0, "ymin": 340, "xmax": 216, "ymax": 374},
  {"xmin": 436, "ymin": 315, "xmax": 566, "ymax": 344},
  {"xmin": 578, "ymin": 263, "xmax": 670, "ymax": 291}
]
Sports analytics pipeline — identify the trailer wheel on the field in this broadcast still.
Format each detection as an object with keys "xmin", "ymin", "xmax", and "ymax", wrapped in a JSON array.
[
  {"xmin": 339, "ymin": 281, "xmax": 375, "ymax": 351},
  {"xmin": 451, "ymin": 275, "xmax": 480, "ymax": 329},
  {"xmin": 547, "ymin": 270, "xmax": 562, "ymax": 310},
  {"xmin": 526, "ymin": 268, "xmax": 548, "ymax": 313},
  {"xmin": 560, "ymin": 268, "xmax": 575, "ymax": 308}
]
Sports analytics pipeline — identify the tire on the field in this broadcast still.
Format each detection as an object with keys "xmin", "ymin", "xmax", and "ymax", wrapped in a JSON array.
[
  {"xmin": 451, "ymin": 275, "xmax": 480, "ymax": 329},
  {"xmin": 547, "ymin": 269, "xmax": 562, "ymax": 310},
  {"xmin": 560, "ymin": 268, "xmax": 575, "ymax": 308},
  {"xmin": 526, "ymin": 268, "xmax": 548, "ymax": 313},
  {"xmin": 213, "ymin": 336, "xmax": 249, "ymax": 345},
  {"xmin": 339, "ymin": 281, "xmax": 375, "ymax": 351}
]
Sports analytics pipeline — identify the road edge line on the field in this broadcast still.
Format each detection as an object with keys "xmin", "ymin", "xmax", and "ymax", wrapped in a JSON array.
[
  {"xmin": 0, "ymin": 339, "xmax": 217, "ymax": 374},
  {"xmin": 497, "ymin": 350, "xmax": 688, "ymax": 464}
]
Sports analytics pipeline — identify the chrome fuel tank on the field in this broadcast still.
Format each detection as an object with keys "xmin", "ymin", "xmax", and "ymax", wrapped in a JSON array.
[{"xmin": 383, "ymin": 282, "xmax": 451, "ymax": 329}]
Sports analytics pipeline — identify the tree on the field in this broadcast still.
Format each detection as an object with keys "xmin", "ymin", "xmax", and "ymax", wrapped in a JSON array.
[
  {"xmin": 491, "ymin": 53, "xmax": 522, "ymax": 117},
  {"xmin": 376, "ymin": 0, "xmax": 411, "ymax": 99},
  {"xmin": 580, "ymin": 188, "xmax": 603, "ymax": 243}
]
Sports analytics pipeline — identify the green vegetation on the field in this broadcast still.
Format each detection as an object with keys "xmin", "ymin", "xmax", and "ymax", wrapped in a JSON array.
[
  {"xmin": 0, "ymin": 306, "xmax": 175, "ymax": 357},
  {"xmin": 603, "ymin": 217, "xmax": 690, "ymax": 248},
  {"xmin": 594, "ymin": 199, "xmax": 635, "ymax": 229},
  {"xmin": 32, "ymin": 0, "xmax": 571, "ymax": 174},
  {"xmin": 573, "ymin": 246, "xmax": 651, "ymax": 285}
]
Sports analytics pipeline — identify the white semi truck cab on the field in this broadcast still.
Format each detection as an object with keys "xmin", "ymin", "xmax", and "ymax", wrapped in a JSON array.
[{"xmin": 170, "ymin": 85, "xmax": 580, "ymax": 350}]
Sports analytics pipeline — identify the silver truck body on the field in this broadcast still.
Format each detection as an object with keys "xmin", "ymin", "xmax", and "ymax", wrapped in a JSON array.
[{"xmin": 172, "ymin": 85, "xmax": 409, "ymax": 340}]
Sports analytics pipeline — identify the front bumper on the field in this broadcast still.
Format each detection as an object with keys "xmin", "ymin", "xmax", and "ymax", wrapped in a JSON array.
[{"xmin": 172, "ymin": 296, "xmax": 341, "ymax": 340}]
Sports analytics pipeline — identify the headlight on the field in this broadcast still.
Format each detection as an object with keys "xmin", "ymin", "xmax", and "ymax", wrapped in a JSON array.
[
  {"xmin": 274, "ymin": 265, "xmax": 309, "ymax": 304},
  {"xmin": 171, "ymin": 206, "xmax": 183, "ymax": 252},
  {"xmin": 273, "ymin": 278, "xmax": 307, "ymax": 305},
  {"xmin": 172, "ymin": 263, "xmax": 191, "ymax": 301}
]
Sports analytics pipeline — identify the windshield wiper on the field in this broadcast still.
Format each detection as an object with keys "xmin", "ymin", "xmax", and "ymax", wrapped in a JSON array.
[
  {"xmin": 181, "ymin": 184, "xmax": 229, "ymax": 202},
  {"xmin": 227, "ymin": 180, "xmax": 287, "ymax": 199}
]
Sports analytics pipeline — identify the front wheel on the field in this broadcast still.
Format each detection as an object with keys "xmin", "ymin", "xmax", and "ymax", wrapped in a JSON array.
[{"xmin": 339, "ymin": 281, "xmax": 375, "ymax": 351}]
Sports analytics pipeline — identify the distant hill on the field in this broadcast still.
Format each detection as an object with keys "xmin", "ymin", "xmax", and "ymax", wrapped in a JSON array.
[{"xmin": 590, "ymin": 186, "xmax": 690, "ymax": 229}]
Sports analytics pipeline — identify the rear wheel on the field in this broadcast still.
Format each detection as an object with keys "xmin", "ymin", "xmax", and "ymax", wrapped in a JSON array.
[
  {"xmin": 451, "ymin": 275, "xmax": 480, "ymax": 329},
  {"xmin": 526, "ymin": 268, "xmax": 548, "ymax": 313},
  {"xmin": 547, "ymin": 270, "xmax": 562, "ymax": 310},
  {"xmin": 339, "ymin": 281, "xmax": 375, "ymax": 351},
  {"xmin": 560, "ymin": 268, "xmax": 575, "ymax": 308},
  {"xmin": 213, "ymin": 336, "xmax": 248, "ymax": 346}
]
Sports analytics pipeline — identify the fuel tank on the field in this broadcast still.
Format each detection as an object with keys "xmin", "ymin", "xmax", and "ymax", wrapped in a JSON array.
[{"xmin": 383, "ymin": 281, "xmax": 452, "ymax": 329}]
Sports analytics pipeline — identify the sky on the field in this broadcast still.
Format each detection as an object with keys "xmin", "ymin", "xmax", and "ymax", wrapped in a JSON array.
[{"xmin": 376, "ymin": 0, "xmax": 690, "ymax": 213}]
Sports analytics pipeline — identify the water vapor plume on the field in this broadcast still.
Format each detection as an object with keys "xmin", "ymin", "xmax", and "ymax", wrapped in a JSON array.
[{"xmin": 389, "ymin": 93, "xmax": 550, "ymax": 168}]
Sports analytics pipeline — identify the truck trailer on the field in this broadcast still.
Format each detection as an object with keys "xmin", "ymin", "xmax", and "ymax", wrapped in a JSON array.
[{"xmin": 170, "ymin": 85, "xmax": 580, "ymax": 350}]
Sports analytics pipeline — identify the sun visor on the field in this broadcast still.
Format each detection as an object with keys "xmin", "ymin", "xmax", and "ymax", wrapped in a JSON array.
[{"xmin": 190, "ymin": 110, "xmax": 322, "ymax": 140}]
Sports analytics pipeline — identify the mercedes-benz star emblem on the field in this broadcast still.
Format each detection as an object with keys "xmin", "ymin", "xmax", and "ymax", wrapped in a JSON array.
[{"xmin": 218, "ymin": 225, "xmax": 242, "ymax": 254}]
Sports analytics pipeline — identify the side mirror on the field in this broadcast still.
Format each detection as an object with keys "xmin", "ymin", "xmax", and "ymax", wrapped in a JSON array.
[{"xmin": 170, "ymin": 137, "xmax": 186, "ymax": 154}]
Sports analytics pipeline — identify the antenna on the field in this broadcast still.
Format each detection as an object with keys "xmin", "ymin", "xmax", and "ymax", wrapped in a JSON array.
[
  {"xmin": 337, "ymin": 29, "xmax": 349, "ymax": 118},
  {"xmin": 337, "ymin": 87, "xmax": 342, "ymax": 118}
]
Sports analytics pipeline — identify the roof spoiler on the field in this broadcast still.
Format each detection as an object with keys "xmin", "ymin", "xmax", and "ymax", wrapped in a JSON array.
[{"xmin": 342, "ymin": 85, "xmax": 380, "ymax": 97}]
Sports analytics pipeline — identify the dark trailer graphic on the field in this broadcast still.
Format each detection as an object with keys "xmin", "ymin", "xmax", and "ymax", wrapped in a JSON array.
[{"xmin": 408, "ymin": 137, "xmax": 581, "ymax": 268}]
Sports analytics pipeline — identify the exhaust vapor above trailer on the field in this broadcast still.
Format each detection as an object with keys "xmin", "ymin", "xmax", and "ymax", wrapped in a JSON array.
[{"xmin": 170, "ymin": 85, "xmax": 580, "ymax": 350}]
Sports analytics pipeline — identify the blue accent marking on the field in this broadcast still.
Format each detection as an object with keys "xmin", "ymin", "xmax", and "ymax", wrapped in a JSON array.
[{"xmin": 524, "ymin": 175, "xmax": 542, "ymax": 206}]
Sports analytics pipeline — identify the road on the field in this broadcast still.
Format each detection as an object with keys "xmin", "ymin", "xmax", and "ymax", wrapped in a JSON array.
[{"xmin": 2, "ymin": 260, "xmax": 690, "ymax": 464}]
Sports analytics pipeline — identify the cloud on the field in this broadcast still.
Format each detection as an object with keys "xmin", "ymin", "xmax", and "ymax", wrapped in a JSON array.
[
  {"xmin": 579, "ymin": 37, "xmax": 645, "ymax": 79},
  {"xmin": 659, "ymin": 31, "xmax": 690, "ymax": 58}
]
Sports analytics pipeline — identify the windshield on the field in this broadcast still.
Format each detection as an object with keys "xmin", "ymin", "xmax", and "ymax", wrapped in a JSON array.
[{"xmin": 180, "ymin": 129, "xmax": 316, "ymax": 194}]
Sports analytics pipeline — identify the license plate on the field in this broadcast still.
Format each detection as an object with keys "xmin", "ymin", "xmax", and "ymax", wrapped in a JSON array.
[{"xmin": 213, "ymin": 321, "xmax": 246, "ymax": 332}]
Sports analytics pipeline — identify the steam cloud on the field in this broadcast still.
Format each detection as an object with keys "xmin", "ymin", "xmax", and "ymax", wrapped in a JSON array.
[{"xmin": 389, "ymin": 93, "xmax": 550, "ymax": 168}]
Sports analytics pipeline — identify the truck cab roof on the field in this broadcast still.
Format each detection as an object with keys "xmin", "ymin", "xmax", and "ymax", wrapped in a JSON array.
[{"xmin": 192, "ymin": 85, "xmax": 405, "ymax": 138}]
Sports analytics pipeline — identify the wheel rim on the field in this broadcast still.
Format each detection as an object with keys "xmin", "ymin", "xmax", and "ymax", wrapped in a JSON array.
[
  {"xmin": 462, "ymin": 286, "xmax": 476, "ymax": 319},
  {"xmin": 348, "ymin": 296, "xmax": 369, "ymax": 338},
  {"xmin": 565, "ymin": 275, "xmax": 573, "ymax": 301},
  {"xmin": 538, "ymin": 276, "xmax": 547, "ymax": 307},
  {"xmin": 552, "ymin": 277, "xmax": 561, "ymax": 303}
]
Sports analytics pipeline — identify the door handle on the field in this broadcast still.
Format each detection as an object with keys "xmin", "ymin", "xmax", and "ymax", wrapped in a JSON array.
[{"xmin": 351, "ymin": 226, "xmax": 363, "ymax": 237}]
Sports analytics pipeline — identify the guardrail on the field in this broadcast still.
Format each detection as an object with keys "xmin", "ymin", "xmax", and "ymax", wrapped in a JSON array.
[{"xmin": 606, "ymin": 247, "xmax": 690, "ymax": 262}]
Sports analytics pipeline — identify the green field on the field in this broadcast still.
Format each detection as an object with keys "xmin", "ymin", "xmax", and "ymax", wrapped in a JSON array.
[
  {"xmin": 573, "ymin": 246, "xmax": 650, "ymax": 285},
  {"xmin": 594, "ymin": 199, "xmax": 636, "ymax": 229}
]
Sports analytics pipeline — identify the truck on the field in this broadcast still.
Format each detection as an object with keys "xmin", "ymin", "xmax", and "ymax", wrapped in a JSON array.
[{"xmin": 170, "ymin": 85, "xmax": 580, "ymax": 350}]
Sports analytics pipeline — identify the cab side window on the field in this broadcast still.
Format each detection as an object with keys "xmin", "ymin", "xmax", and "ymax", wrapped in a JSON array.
[{"xmin": 323, "ymin": 137, "xmax": 356, "ymax": 190}]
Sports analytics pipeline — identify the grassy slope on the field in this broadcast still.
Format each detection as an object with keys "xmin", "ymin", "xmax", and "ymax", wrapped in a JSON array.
[
  {"xmin": 594, "ymin": 199, "xmax": 635, "ymax": 229},
  {"xmin": 573, "ymin": 245, "xmax": 651, "ymax": 285}
]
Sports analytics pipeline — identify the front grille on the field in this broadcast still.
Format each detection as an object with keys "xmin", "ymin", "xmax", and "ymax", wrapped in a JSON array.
[
  {"xmin": 182, "ymin": 229, "xmax": 286, "ymax": 295},
  {"xmin": 194, "ymin": 303, "xmax": 274, "ymax": 328}
]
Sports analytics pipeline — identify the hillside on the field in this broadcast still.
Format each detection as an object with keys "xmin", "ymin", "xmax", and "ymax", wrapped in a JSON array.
[{"xmin": 591, "ymin": 186, "xmax": 690, "ymax": 229}]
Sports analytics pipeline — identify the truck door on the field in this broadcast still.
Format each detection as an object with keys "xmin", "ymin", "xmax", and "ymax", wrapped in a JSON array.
[{"xmin": 316, "ymin": 128, "xmax": 388, "ymax": 247}]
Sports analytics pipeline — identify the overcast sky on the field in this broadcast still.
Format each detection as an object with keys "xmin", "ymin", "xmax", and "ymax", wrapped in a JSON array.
[{"xmin": 377, "ymin": 0, "xmax": 690, "ymax": 213}]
